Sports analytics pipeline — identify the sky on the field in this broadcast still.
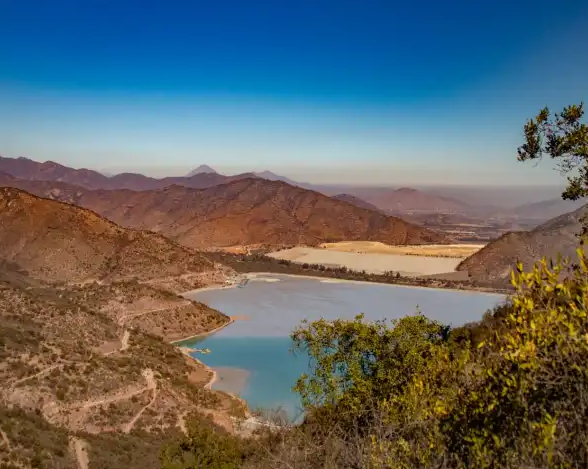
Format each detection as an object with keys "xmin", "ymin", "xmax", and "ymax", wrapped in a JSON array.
[{"xmin": 1, "ymin": 0, "xmax": 587, "ymax": 186}]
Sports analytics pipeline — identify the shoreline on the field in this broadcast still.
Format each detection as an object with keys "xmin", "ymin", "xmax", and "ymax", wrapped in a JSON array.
[
  {"xmin": 170, "ymin": 317, "xmax": 235, "ymax": 345},
  {"xmin": 203, "ymin": 251, "xmax": 509, "ymax": 295},
  {"xmin": 171, "ymin": 315, "xmax": 235, "ymax": 390},
  {"xmin": 172, "ymin": 316, "xmax": 234, "ymax": 391},
  {"xmin": 246, "ymin": 272, "xmax": 507, "ymax": 297},
  {"xmin": 171, "ymin": 279, "xmax": 252, "ymax": 421},
  {"xmin": 169, "ymin": 270, "xmax": 505, "ymax": 429}
]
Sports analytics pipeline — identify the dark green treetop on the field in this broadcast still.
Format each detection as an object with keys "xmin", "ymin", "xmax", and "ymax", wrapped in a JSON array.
[{"xmin": 518, "ymin": 102, "xmax": 587, "ymax": 200}]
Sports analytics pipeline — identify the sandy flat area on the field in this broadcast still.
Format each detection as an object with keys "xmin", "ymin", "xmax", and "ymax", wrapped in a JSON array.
[
  {"xmin": 267, "ymin": 247, "xmax": 463, "ymax": 276},
  {"xmin": 319, "ymin": 241, "xmax": 484, "ymax": 258},
  {"xmin": 212, "ymin": 367, "xmax": 251, "ymax": 395}
]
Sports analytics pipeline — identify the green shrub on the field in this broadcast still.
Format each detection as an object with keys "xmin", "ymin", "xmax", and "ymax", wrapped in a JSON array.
[{"xmin": 160, "ymin": 415, "xmax": 245, "ymax": 469}]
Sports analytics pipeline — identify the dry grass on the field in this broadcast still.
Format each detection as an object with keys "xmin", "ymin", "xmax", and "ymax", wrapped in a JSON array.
[{"xmin": 319, "ymin": 241, "xmax": 484, "ymax": 258}]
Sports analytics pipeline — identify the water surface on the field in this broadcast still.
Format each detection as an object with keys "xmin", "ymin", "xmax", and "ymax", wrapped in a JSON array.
[{"xmin": 182, "ymin": 274, "xmax": 505, "ymax": 418}]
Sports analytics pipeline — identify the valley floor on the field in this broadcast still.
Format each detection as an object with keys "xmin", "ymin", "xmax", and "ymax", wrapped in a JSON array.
[
  {"xmin": 318, "ymin": 241, "xmax": 484, "ymax": 258},
  {"xmin": 267, "ymin": 245, "xmax": 472, "ymax": 276},
  {"xmin": 204, "ymin": 251, "xmax": 509, "ymax": 296}
]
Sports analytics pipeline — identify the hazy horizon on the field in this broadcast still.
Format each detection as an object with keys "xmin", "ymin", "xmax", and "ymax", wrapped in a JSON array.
[
  {"xmin": 1, "ymin": 1, "xmax": 587, "ymax": 187},
  {"xmin": 0, "ymin": 153, "xmax": 568, "ymax": 190}
]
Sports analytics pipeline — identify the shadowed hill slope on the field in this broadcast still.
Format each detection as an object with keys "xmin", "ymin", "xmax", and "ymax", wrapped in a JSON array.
[
  {"xmin": 457, "ymin": 204, "xmax": 588, "ymax": 285},
  {"xmin": 0, "ymin": 187, "xmax": 221, "ymax": 285},
  {"xmin": 1, "ymin": 177, "xmax": 450, "ymax": 248}
]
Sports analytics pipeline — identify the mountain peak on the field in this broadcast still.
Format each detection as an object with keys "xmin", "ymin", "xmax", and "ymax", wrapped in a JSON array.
[{"xmin": 187, "ymin": 165, "xmax": 218, "ymax": 176}]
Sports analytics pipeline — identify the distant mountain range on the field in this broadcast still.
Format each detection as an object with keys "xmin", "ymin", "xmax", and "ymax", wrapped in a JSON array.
[
  {"xmin": 1, "ymin": 156, "xmax": 577, "ymax": 223},
  {"xmin": 0, "ymin": 157, "xmax": 478, "ymax": 213},
  {"xmin": 252, "ymin": 170, "xmax": 300, "ymax": 186},
  {"xmin": 0, "ymin": 156, "xmax": 255, "ymax": 191},
  {"xmin": 0, "ymin": 174, "xmax": 449, "ymax": 248}
]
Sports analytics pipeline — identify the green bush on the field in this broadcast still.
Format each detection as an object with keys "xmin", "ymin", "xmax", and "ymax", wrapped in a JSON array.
[{"xmin": 160, "ymin": 415, "xmax": 245, "ymax": 469}]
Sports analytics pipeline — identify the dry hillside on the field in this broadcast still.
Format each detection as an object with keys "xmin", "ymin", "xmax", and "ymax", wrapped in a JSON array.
[
  {"xmin": 0, "ymin": 187, "xmax": 228, "ymax": 288},
  {"xmin": 1, "ymin": 177, "xmax": 450, "ymax": 248},
  {"xmin": 0, "ymin": 186, "xmax": 243, "ymax": 468},
  {"xmin": 0, "ymin": 271, "xmax": 239, "ymax": 469},
  {"xmin": 457, "ymin": 203, "xmax": 588, "ymax": 286}
]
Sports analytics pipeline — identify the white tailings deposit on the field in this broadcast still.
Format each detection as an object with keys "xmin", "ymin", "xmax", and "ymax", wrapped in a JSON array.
[{"xmin": 267, "ymin": 247, "xmax": 463, "ymax": 277}]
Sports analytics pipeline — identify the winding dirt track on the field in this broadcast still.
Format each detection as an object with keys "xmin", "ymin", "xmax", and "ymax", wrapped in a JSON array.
[
  {"xmin": 120, "ymin": 330, "xmax": 130, "ymax": 351},
  {"xmin": 177, "ymin": 411, "xmax": 189, "ymax": 435},
  {"xmin": 70, "ymin": 437, "xmax": 89, "ymax": 469},
  {"xmin": 43, "ymin": 367, "xmax": 157, "ymax": 433},
  {"xmin": 123, "ymin": 369, "xmax": 158, "ymax": 433},
  {"xmin": 117, "ymin": 303, "xmax": 191, "ymax": 326},
  {"xmin": 0, "ymin": 427, "xmax": 11, "ymax": 450},
  {"xmin": 8, "ymin": 363, "xmax": 64, "ymax": 389}
]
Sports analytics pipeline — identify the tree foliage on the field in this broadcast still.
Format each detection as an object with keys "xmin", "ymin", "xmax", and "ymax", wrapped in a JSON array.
[
  {"xmin": 160, "ymin": 415, "xmax": 245, "ymax": 469},
  {"xmin": 518, "ymin": 102, "xmax": 588, "ymax": 200},
  {"xmin": 284, "ymin": 247, "xmax": 588, "ymax": 469},
  {"xmin": 291, "ymin": 313, "xmax": 450, "ymax": 429}
]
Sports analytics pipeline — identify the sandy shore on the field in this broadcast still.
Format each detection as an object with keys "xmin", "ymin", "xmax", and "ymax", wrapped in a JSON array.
[
  {"xmin": 212, "ymin": 367, "xmax": 251, "ymax": 395},
  {"xmin": 172, "ymin": 317, "xmax": 234, "ymax": 393}
]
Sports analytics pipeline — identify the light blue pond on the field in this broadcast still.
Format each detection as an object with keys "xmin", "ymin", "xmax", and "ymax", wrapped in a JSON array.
[{"xmin": 181, "ymin": 274, "xmax": 505, "ymax": 419}]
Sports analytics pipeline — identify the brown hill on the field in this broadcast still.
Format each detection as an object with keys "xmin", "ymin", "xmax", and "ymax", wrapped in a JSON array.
[
  {"xmin": 332, "ymin": 193, "xmax": 384, "ymax": 213},
  {"xmin": 0, "ymin": 187, "xmax": 222, "ymax": 286},
  {"xmin": 0, "ymin": 156, "xmax": 256, "ymax": 191},
  {"xmin": 1, "ymin": 176, "xmax": 450, "ymax": 248},
  {"xmin": 0, "ymin": 268, "xmax": 237, "ymax": 469},
  {"xmin": 0, "ymin": 187, "xmax": 247, "ymax": 468},
  {"xmin": 365, "ymin": 187, "xmax": 471, "ymax": 213},
  {"xmin": 457, "ymin": 204, "xmax": 588, "ymax": 286}
]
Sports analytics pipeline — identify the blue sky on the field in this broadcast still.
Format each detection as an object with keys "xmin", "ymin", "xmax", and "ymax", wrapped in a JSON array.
[{"xmin": 1, "ymin": 0, "xmax": 587, "ymax": 185}]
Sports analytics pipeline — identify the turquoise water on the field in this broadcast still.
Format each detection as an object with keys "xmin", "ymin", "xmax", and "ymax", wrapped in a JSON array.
[
  {"xmin": 187, "ymin": 336, "xmax": 310, "ymax": 418},
  {"xmin": 182, "ymin": 274, "xmax": 505, "ymax": 419}
]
